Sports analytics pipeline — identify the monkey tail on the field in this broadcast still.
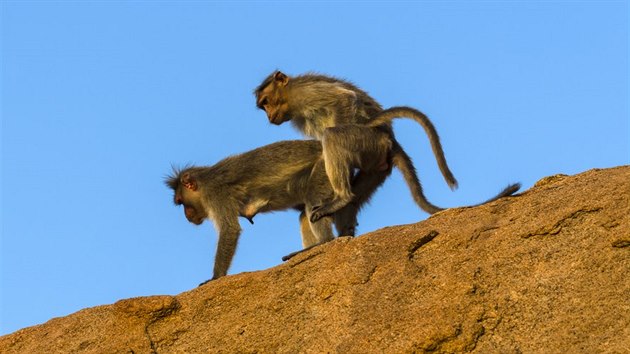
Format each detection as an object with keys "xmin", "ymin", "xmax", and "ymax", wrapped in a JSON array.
[
  {"xmin": 470, "ymin": 183, "xmax": 522, "ymax": 207},
  {"xmin": 391, "ymin": 143, "xmax": 444, "ymax": 214},
  {"xmin": 368, "ymin": 106, "xmax": 458, "ymax": 190},
  {"xmin": 391, "ymin": 141, "xmax": 521, "ymax": 215}
]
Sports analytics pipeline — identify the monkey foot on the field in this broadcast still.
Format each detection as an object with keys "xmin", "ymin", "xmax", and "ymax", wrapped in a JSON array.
[
  {"xmin": 310, "ymin": 197, "xmax": 352, "ymax": 223},
  {"xmin": 338, "ymin": 229, "xmax": 356, "ymax": 237},
  {"xmin": 310, "ymin": 205, "xmax": 333, "ymax": 223}
]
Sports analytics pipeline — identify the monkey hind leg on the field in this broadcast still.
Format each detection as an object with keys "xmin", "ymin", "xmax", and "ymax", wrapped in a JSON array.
[
  {"xmin": 299, "ymin": 210, "xmax": 333, "ymax": 248},
  {"xmin": 304, "ymin": 209, "xmax": 335, "ymax": 247},
  {"xmin": 299, "ymin": 210, "xmax": 318, "ymax": 248},
  {"xmin": 284, "ymin": 211, "xmax": 334, "ymax": 262},
  {"xmin": 320, "ymin": 133, "xmax": 355, "ymax": 217},
  {"xmin": 314, "ymin": 126, "xmax": 391, "ymax": 223},
  {"xmin": 334, "ymin": 204, "xmax": 358, "ymax": 237},
  {"xmin": 333, "ymin": 170, "xmax": 389, "ymax": 236}
]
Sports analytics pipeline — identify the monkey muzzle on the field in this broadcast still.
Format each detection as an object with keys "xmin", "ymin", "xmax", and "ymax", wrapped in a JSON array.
[
  {"xmin": 184, "ymin": 205, "xmax": 205, "ymax": 225},
  {"xmin": 266, "ymin": 103, "xmax": 290, "ymax": 125},
  {"xmin": 269, "ymin": 113, "xmax": 284, "ymax": 125}
]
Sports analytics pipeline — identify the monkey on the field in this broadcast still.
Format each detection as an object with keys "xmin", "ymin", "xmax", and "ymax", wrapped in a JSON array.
[
  {"xmin": 255, "ymin": 71, "xmax": 520, "ymax": 222},
  {"xmin": 167, "ymin": 135, "xmax": 518, "ymax": 285},
  {"xmin": 166, "ymin": 139, "xmax": 361, "ymax": 284}
]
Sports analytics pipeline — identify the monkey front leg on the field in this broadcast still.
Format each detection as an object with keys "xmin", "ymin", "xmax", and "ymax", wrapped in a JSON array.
[{"xmin": 199, "ymin": 217, "xmax": 242, "ymax": 286}]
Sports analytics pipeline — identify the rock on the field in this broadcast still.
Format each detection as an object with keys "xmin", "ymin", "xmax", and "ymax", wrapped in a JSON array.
[{"xmin": 2, "ymin": 166, "xmax": 628, "ymax": 353}]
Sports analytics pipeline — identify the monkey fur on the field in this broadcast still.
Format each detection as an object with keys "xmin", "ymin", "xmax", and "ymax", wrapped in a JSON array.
[
  {"xmin": 166, "ymin": 140, "xmax": 365, "ymax": 284},
  {"xmin": 255, "ymin": 71, "xmax": 520, "ymax": 222},
  {"xmin": 167, "ymin": 137, "xmax": 518, "ymax": 285}
]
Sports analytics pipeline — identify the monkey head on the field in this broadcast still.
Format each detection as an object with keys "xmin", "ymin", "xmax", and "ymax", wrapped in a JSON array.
[
  {"xmin": 166, "ymin": 170, "xmax": 206, "ymax": 225},
  {"xmin": 254, "ymin": 71, "xmax": 292, "ymax": 125}
]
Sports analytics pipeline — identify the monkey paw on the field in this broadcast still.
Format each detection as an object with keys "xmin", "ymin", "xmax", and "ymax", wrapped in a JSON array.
[
  {"xmin": 309, "ymin": 205, "xmax": 332, "ymax": 223},
  {"xmin": 310, "ymin": 197, "xmax": 352, "ymax": 223},
  {"xmin": 337, "ymin": 227, "xmax": 356, "ymax": 237}
]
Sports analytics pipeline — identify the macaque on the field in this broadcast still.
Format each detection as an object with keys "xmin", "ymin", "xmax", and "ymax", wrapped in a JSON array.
[
  {"xmin": 167, "ymin": 138, "xmax": 518, "ymax": 284},
  {"xmin": 255, "ymin": 71, "xmax": 519, "ymax": 221},
  {"xmin": 166, "ymin": 140, "xmax": 346, "ymax": 284}
]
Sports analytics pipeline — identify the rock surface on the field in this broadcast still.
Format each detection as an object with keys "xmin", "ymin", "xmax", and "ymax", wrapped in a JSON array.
[{"xmin": 2, "ymin": 166, "xmax": 629, "ymax": 353}]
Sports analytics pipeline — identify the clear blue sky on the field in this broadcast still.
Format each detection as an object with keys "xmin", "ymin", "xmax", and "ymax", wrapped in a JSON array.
[{"xmin": 1, "ymin": 1, "xmax": 627, "ymax": 335}]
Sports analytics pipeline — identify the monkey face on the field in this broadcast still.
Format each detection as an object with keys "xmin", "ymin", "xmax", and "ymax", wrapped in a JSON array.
[
  {"xmin": 256, "ymin": 73, "xmax": 292, "ymax": 125},
  {"xmin": 167, "ymin": 170, "xmax": 207, "ymax": 225},
  {"xmin": 174, "ymin": 185, "xmax": 206, "ymax": 225},
  {"xmin": 257, "ymin": 91, "xmax": 291, "ymax": 125},
  {"xmin": 265, "ymin": 100, "xmax": 291, "ymax": 125},
  {"xmin": 176, "ymin": 191, "xmax": 205, "ymax": 225}
]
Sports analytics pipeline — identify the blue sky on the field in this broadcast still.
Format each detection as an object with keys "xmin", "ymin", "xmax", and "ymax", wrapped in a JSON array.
[{"xmin": 1, "ymin": 1, "xmax": 627, "ymax": 335}]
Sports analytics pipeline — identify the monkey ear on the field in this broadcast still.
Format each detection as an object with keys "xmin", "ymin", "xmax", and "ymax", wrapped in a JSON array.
[
  {"xmin": 274, "ymin": 71, "xmax": 289, "ymax": 86},
  {"xmin": 181, "ymin": 172, "xmax": 198, "ymax": 191}
]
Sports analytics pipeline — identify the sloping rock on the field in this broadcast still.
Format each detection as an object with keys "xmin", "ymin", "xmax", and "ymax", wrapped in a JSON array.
[{"xmin": 2, "ymin": 166, "xmax": 629, "ymax": 353}]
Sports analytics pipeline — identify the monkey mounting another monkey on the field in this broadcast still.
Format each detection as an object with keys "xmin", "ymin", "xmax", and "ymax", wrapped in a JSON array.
[
  {"xmin": 166, "ymin": 134, "xmax": 510, "ymax": 284},
  {"xmin": 254, "ymin": 71, "xmax": 520, "ymax": 222}
]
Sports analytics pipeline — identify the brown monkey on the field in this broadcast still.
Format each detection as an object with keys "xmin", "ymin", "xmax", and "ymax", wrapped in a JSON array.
[
  {"xmin": 255, "ymin": 71, "xmax": 519, "ymax": 222},
  {"xmin": 167, "ymin": 138, "xmax": 517, "ymax": 284},
  {"xmin": 166, "ymin": 140, "xmax": 363, "ymax": 284}
]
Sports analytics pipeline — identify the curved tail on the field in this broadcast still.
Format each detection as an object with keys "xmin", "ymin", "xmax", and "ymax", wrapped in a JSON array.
[
  {"xmin": 391, "ymin": 142, "xmax": 521, "ymax": 215},
  {"xmin": 368, "ymin": 106, "xmax": 458, "ymax": 190},
  {"xmin": 391, "ymin": 143, "xmax": 444, "ymax": 214}
]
